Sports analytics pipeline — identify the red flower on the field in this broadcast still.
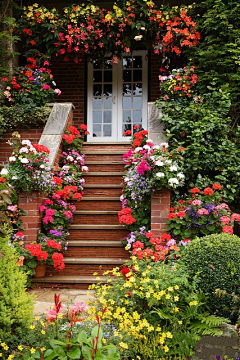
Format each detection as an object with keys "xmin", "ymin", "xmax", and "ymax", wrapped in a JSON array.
[
  {"xmin": 177, "ymin": 211, "xmax": 186, "ymax": 218},
  {"xmin": 122, "ymin": 266, "xmax": 131, "ymax": 279},
  {"xmin": 62, "ymin": 134, "xmax": 75, "ymax": 144},
  {"xmin": 33, "ymin": 144, "xmax": 50, "ymax": 154},
  {"xmin": 203, "ymin": 187, "xmax": 214, "ymax": 196},
  {"xmin": 30, "ymin": 40, "xmax": 36, "ymax": 45},
  {"xmin": 73, "ymin": 192, "xmax": 82, "ymax": 201},
  {"xmin": 132, "ymin": 241, "xmax": 144, "ymax": 249},
  {"xmin": 26, "ymin": 243, "xmax": 48, "ymax": 261},
  {"xmin": 134, "ymin": 125, "xmax": 141, "ymax": 130},
  {"xmin": 222, "ymin": 225, "xmax": 233, "ymax": 234},
  {"xmin": 80, "ymin": 124, "xmax": 87, "ymax": 131},
  {"xmin": 52, "ymin": 252, "xmax": 65, "ymax": 271},
  {"xmin": 2, "ymin": 77, "xmax": 8, "ymax": 82},
  {"xmin": 47, "ymin": 239, "xmax": 62, "ymax": 250},
  {"xmin": 0, "ymin": 177, "xmax": 6, "ymax": 183},
  {"xmin": 123, "ymin": 130, "xmax": 131, "ymax": 136},
  {"xmin": 212, "ymin": 183, "xmax": 222, "ymax": 190},
  {"xmin": 160, "ymin": 233, "xmax": 171, "ymax": 242},
  {"xmin": 52, "ymin": 177, "xmax": 63, "ymax": 186},
  {"xmin": 168, "ymin": 213, "xmax": 177, "ymax": 220},
  {"xmin": 16, "ymin": 232, "xmax": 24, "ymax": 238},
  {"xmin": 118, "ymin": 207, "xmax": 136, "ymax": 225},
  {"xmin": 190, "ymin": 188, "xmax": 200, "ymax": 194},
  {"xmin": 68, "ymin": 126, "xmax": 80, "ymax": 135}
]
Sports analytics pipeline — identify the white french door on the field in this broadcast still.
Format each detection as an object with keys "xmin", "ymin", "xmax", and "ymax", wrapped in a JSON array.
[{"xmin": 87, "ymin": 51, "xmax": 148, "ymax": 142}]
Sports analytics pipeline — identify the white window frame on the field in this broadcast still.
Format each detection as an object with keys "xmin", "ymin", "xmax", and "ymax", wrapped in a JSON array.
[{"xmin": 87, "ymin": 50, "xmax": 148, "ymax": 142}]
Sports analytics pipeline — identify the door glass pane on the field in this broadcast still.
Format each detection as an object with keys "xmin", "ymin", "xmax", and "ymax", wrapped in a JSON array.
[
  {"xmin": 133, "ymin": 83, "xmax": 142, "ymax": 95},
  {"xmin": 133, "ymin": 110, "xmax": 142, "ymax": 123},
  {"xmin": 93, "ymin": 124, "xmax": 101, "ymax": 136},
  {"xmin": 123, "ymin": 57, "xmax": 132, "ymax": 68},
  {"xmin": 103, "ymin": 111, "xmax": 111, "ymax": 123},
  {"xmin": 123, "ymin": 70, "xmax": 131, "ymax": 82},
  {"xmin": 104, "ymin": 71, "xmax": 112, "ymax": 83},
  {"xmin": 103, "ymin": 125, "xmax": 111, "ymax": 136},
  {"xmin": 123, "ymin": 83, "xmax": 132, "ymax": 96},
  {"xmin": 133, "ymin": 70, "xmax": 142, "ymax": 82},
  {"xmin": 93, "ymin": 111, "xmax": 102, "ymax": 123},
  {"xmin": 93, "ymin": 84, "xmax": 102, "ymax": 96},
  {"xmin": 93, "ymin": 98, "xmax": 102, "ymax": 109},
  {"xmin": 104, "ymin": 84, "xmax": 112, "ymax": 96},
  {"xmin": 133, "ymin": 56, "xmax": 142, "ymax": 68},
  {"xmin": 104, "ymin": 58, "xmax": 112, "ymax": 69},
  {"xmin": 123, "ymin": 97, "xmax": 131, "ymax": 109},
  {"xmin": 103, "ymin": 97, "xmax": 112, "ymax": 109},
  {"xmin": 122, "ymin": 123, "xmax": 131, "ymax": 133},
  {"xmin": 93, "ymin": 71, "xmax": 102, "ymax": 82},
  {"xmin": 123, "ymin": 110, "xmax": 131, "ymax": 123},
  {"xmin": 133, "ymin": 97, "xmax": 142, "ymax": 109}
]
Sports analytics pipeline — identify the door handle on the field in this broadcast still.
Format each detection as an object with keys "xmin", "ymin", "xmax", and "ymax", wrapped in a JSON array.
[{"xmin": 113, "ymin": 96, "xmax": 116, "ymax": 104}]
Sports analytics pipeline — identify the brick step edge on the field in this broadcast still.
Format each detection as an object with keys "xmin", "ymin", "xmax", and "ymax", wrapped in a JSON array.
[
  {"xmin": 80, "ymin": 197, "xmax": 120, "ymax": 201},
  {"xmin": 74, "ymin": 210, "xmax": 119, "ymax": 215},
  {"xmin": 67, "ymin": 240, "xmax": 123, "ymax": 247},
  {"xmin": 63, "ymin": 258, "xmax": 126, "ymax": 264},
  {"xmin": 84, "ymin": 185, "xmax": 122, "ymax": 188},
  {"xmin": 84, "ymin": 172, "xmax": 124, "ymax": 176},
  {"xmin": 32, "ymin": 275, "xmax": 108, "ymax": 284},
  {"xmin": 69, "ymin": 224, "xmax": 125, "ymax": 230}
]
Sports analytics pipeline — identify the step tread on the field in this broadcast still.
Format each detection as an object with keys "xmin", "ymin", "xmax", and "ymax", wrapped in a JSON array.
[
  {"xmin": 84, "ymin": 150, "xmax": 126, "ymax": 154},
  {"xmin": 67, "ymin": 240, "xmax": 123, "ymax": 247},
  {"xmin": 84, "ymin": 184, "xmax": 122, "ymax": 189},
  {"xmin": 85, "ymin": 161, "xmax": 123, "ymax": 165},
  {"xmin": 32, "ymin": 275, "xmax": 108, "ymax": 284},
  {"xmin": 69, "ymin": 224, "xmax": 125, "ymax": 229},
  {"xmin": 84, "ymin": 172, "xmax": 124, "ymax": 176},
  {"xmin": 83, "ymin": 142, "xmax": 129, "ymax": 145},
  {"xmin": 74, "ymin": 210, "xmax": 118, "ymax": 215},
  {"xmin": 64, "ymin": 257, "xmax": 126, "ymax": 264},
  {"xmin": 81, "ymin": 197, "xmax": 120, "ymax": 201}
]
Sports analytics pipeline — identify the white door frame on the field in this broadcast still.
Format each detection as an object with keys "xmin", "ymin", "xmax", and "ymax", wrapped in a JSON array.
[{"xmin": 87, "ymin": 50, "xmax": 148, "ymax": 142}]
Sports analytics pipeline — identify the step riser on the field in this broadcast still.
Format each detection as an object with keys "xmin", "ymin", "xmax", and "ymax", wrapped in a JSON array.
[
  {"xmin": 86, "ymin": 164, "xmax": 124, "ymax": 172},
  {"xmin": 82, "ymin": 145, "xmax": 130, "ymax": 151},
  {"xmin": 46, "ymin": 264, "xmax": 120, "ymax": 276},
  {"xmin": 85, "ymin": 154, "xmax": 124, "ymax": 161},
  {"xmin": 75, "ymin": 200, "xmax": 121, "ymax": 211},
  {"xmin": 85, "ymin": 176, "xmax": 123, "ymax": 185},
  {"xmin": 72, "ymin": 214, "xmax": 119, "ymax": 225},
  {"xmin": 65, "ymin": 247, "xmax": 129, "ymax": 258},
  {"xmin": 32, "ymin": 282, "xmax": 91, "ymax": 289},
  {"xmin": 83, "ymin": 188, "xmax": 122, "ymax": 197},
  {"xmin": 68, "ymin": 229, "xmax": 128, "ymax": 241}
]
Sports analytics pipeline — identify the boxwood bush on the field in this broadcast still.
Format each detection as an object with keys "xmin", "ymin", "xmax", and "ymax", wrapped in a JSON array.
[{"xmin": 181, "ymin": 233, "xmax": 240, "ymax": 322}]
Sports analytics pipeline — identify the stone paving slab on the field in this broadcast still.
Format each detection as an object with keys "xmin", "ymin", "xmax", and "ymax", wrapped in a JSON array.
[{"xmin": 29, "ymin": 288, "xmax": 94, "ymax": 316}]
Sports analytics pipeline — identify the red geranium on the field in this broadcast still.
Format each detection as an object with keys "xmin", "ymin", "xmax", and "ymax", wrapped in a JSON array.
[
  {"xmin": 190, "ymin": 188, "xmax": 200, "ymax": 194},
  {"xmin": 62, "ymin": 134, "xmax": 75, "ymax": 144},
  {"xmin": 203, "ymin": 187, "xmax": 214, "ymax": 196},
  {"xmin": 33, "ymin": 143, "xmax": 50, "ymax": 154},
  {"xmin": 222, "ymin": 225, "xmax": 233, "ymax": 234},
  {"xmin": 168, "ymin": 213, "xmax": 177, "ymax": 220},
  {"xmin": 0, "ymin": 177, "xmax": 6, "ymax": 183},
  {"xmin": 68, "ymin": 126, "xmax": 80, "ymax": 136},
  {"xmin": 212, "ymin": 183, "xmax": 222, "ymax": 190},
  {"xmin": 118, "ymin": 207, "xmax": 136, "ymax": 225},
  {"xmin": 47, "ymin": 239, "xmax": 62, "ymax": 250}
]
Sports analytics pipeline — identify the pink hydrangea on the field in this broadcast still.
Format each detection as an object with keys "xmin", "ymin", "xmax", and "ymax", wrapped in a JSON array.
[
  {"xmin": 220, "ymin": 216, "xmax": 230, "ymax": 225},
  {"xmin": 192, "ymin": 199, "xmax": 202, "ymax": 206},
  {"xmin": 231, "ymin": 213, "xmax": 240, "ymax": 222},
  {"xmin": 197, "ymin": 208, "xmax": 209, "ymax": 215}
]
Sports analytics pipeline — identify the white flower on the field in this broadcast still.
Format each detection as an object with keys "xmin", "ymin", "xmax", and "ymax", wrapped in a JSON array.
[
  {"xmin": 82, "ymin": 166, "xmax": 89, "ymax": 172},
  {"xmin": 168, "ymin": 178, "xmax": 179, "ymax": 187},
  {"xmin": 160, "ymin": 142, "xmax": 169, "ymax": 148},
  {"xmin": 67, "ymin": 156, "xmax": 74, "ymax": 162},
  {"xmin": 153, "ymin": 145, "xmax": 160, "ymax": 150},
  {"xmin": 134, "ymin": 35, "xmax": 143, "ymax": 41},
  {"xmin": 9, "ymin": 156, "xmax": 16, "ymax": 162},
  {"xmin": 21, "ymin": 158, "xmax": 29, "ymax": 164},
  {"xmin": 12, "ymin": 176, "xmax": 18, "ymax": 180},
  {"xmin": 62, "ymin": 165, "xmax": 70, "ymax": 171},
  {"xmin": 143, "ymin": 145, "xmax": 150, "ymax": 150},
  {"xmin": 52, "ymin": 81, "xmax": 56, "ymax": 86},
  {"xmin": 134, "ymin": 147, "xmax": 142, "ymax": 152},
  {"xmin": 165, "ymin": 160, "xmax": 172, "ymax": 165},
  {"xmin": 140, "ymin": 26, "xmax": 146, "ymax": 30},
  {"xmin": 40, "ymin": 164, "xmax": 45, "ymax": 168},
  {"xmin": 124, "ymin": 177, "xmax": 129, "ymax": 182},
  {"xmin": 156, "ymin": 172, "xmax": 165, "ymax": 178},
  {"xmin": 19, "ymin": 147, "xmax": 29, "ymax": 154},
  {"xmin": 177, "ymin": 173, "xmax": 185, "ymax": 179},
  {"xmin": 146, "ymin": 139, "xmax": 153, "ymax": 143},
  {"xmin": 1, "ymin": 168, "xmax": 8, "ymax": 175},
  {"xmin": 155, "ymin": 161, "xmax": 164, "ymax": 166},
  {"xmin": 170, "ymin": 165, "xmax": 178, "ymax": 172},
  {"xmin": 22, "ymin": 140, "xmax": 32, "ymax": 147}
]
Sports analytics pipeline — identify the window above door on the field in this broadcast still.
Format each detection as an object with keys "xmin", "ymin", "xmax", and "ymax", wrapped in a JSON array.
[{"xmin": 87, "ymin": 51, "xmax": 148, "ymax": 142}]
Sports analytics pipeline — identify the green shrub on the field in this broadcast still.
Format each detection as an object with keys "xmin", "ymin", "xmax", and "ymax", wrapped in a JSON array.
[
  {"xmin": 0, "ymin": 234, "xmax": 34, "ymax": 344},
  {"xmin": 181, "ymin": 233, "xmax": 240, "ymax": 322}
]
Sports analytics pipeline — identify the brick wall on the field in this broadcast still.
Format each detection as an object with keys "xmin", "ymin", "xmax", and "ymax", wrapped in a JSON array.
[{"xmin": 151, "ymin": 189, "xmax": 171, "ymax": 237}]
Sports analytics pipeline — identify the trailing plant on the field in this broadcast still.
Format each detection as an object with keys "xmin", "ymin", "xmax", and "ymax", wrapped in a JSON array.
[
  {"xmin": 88, "ymin": 259, "xmax": 227, "ymax": 359},
  {"xmin": 0, "ymin": 232, "xmax": 34, "ymax": 345},
  {"xmin": 166, "ymin": 183, "xmax": 240, "ymax": 241},
  {"xmin": 17, "ymin": 1, "xmax": 200, "ymax": 63},
  {"xmin": 181, "ymin": 233, "xmax": 240, "ymax": 322}
]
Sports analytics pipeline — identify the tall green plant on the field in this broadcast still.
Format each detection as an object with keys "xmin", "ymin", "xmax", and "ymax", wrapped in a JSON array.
[{"xmin": 0, "ymin": 233, "xmax": 34, "ymax": 344}]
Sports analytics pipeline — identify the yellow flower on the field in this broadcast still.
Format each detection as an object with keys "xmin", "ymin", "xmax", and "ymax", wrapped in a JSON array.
[
  {"xmin": 35, "ymin": 317, "xmax": 40, "ymax": 321},
  {"xmin": 30, "ymin": 325, "xmax": 35, "ymax": 330},
  {"xmin": 178, "ymin": 320, "xmax": 182, "ymax": 324},
  {"xmin": 41, "ymin": 330, "xmax": 46, "ymax": 335},
  {"xmin": 41, "ymin": 347, "xmax": 46, "ymax": 352},
  {"xmin": 119, "ymin": 342, "xmax": 128, "ymax": 349},
  {"xmin": 175, "ymin": 285, "xmax": 179, "ymax": 290},
  {"xmin": 0, "ymin": 344, "xmax": 6, "ymax": 348},
  {"xmin": 7, "ymin": 355, "xmax": 14, "ymax": 360},
  {"xmin": 189, "ymin": 301, "xmax": 198, "ymax": 306},
  {"xmin": 0, "ymin": 353, "xmax": 2, "ymax": 357},
  {"xmin": 30, "ymin": 348, "xmax": 36, "ymax": 354},
  {"xmin": 18, "ymin": 345, "xmax": 23, "ymax": 351}
]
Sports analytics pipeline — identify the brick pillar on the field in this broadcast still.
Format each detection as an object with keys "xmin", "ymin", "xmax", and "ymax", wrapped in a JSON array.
[
  {"xmin": 151, "ymin": 189, "xmax": 171, "ymax": 237},
  {"xmin": 18, "ymin": 191, "xmax": 45, "ymax": 242}
]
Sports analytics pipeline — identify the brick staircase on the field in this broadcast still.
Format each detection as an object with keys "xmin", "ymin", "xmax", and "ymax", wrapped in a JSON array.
[{"xmin": 33, "ymin": 143, "xmax": 130, "ymax": 289}]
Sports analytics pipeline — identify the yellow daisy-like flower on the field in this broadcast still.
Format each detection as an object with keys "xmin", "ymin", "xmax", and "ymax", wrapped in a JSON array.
[
  {"xmin": 40, "ymin": 347, "xmax": 46, "ymax": 352},
  {"xmin": 189, "ymin": 301, "xmax": 198, "ymax": 306},
  {"xmin": 30, "ymin": 348, "xmax": 36, "ymax": 354},
  {"xmin": 41, "ymin": 330, "xmax": 46, "ymax": 335},
  {"xmin": 7, "ymin": 355, "xmax": 14, "ymax": 360},
  {"xmin": 18, "ymin": 345, "xmax": 23, "ymax": 351},
  {"xmin": 30, "ymin": 325, "xmax": 35, "ymax": 330}
]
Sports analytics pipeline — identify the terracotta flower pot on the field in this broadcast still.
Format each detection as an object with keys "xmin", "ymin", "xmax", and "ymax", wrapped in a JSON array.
[{"xmin": 34, "ymin": 263, "xmax": 47, "ymax": 278}]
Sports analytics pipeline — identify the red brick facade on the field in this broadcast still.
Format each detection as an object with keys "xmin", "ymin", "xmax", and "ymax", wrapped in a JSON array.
[{"xmin": 151, "ymin": 189, "xmax": 171, "ymax": 237}]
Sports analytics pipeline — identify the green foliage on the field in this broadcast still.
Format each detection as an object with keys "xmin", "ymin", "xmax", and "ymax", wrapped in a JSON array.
[
  {"xmin": 158, "ymin": 86, "xmax": 240, "ymax": 206},
  {"xmin": 181, "ymin": 233, "xmax": 240, "ymax": 322},
  {"xmin": 188, "ymin": 0, "xmax": 240, "ymax": 121},
  {"xmin": 0, "ymin": 233, "xmax": 34, "ymax": 345},
  {"xmin": 0, "ymin": 105, "xmax": 50, "ymax": 138},
  {"xmin": 90, "ymin": 260, "xmax": 226, "ymax": 358}
]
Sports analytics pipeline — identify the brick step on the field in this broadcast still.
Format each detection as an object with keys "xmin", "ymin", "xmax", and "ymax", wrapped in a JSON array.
[
  {"xmin": 85, "ymin": 153, "xmax": 125, "ymax": 161},
  {"xmin": 86, "ymin": 163, "xmax": 124, "ymax": 172},
  {"xmin": 32, "ymin": 275, "xmax": 110, "ymax": 289},
  {"xmin": 68, "ymin": 228, "xmax": 128, "ymax": 241},
  {"xmin": 84, "ymin": 173, "xmax": 124, "ymax": 185},
  {"xmin": 67, "ymin": 240, "xmax": 123, "ymax": 246},
  {"xmin": 65, "ymin": 245, "xmax": 129, "ymax": 258},
  {"xmin": 69, "ymin": 224, "xmax": 125, "ymax": 230},
  {"xmin": 72, "ymin": 213, "xmax": 119, "ymax": 225},
  {"xmin": 46, "ymin": 262, "xmax": 125, "ymax": 276},
  {"xmin": 74, "ymin": 197, "xmax": 121, "ymax": 211},
  {"xmin": 83, "ymin": 185, "xmax": 122, "ymax": 197},
  {"xmin": 82, "ymin": 143, "xmax": 130, "ymax": 152}
]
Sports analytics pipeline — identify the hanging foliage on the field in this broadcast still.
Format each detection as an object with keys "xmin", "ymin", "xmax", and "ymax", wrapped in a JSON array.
[{"xmin": 17, "ymin": 0, "xmax": 200, "ymax": 63}]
